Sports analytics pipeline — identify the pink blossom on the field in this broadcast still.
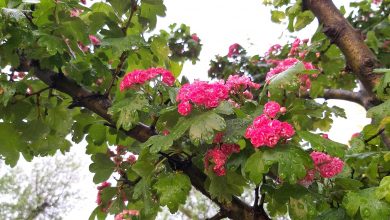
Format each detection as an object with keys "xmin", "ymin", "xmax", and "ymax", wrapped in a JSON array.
[
  {"xmin": 221, "ymin": 143, "xmax": 240, "ymax": 155},
  {"xmin": 70, "ymin": 8, "xmax": 83, "ymax": 17},
  {"xmin": 265, "ymin": 58, "xmax": 316, "ymax": 90},
  {"xmin": 77, "ymin": 41, "xmax": 89, "ymax": 52},
  {"xmin": 322, "ymin": 134, "xmax": 329, "ymax": 139},
  {"xmin": 245, "ymin": 105, "xmax": 295, "ymax": 148},
  {"xmin": 263, "ymin": 101, "xmax": 281, "ymax": 118},
  {"xmin": 265, "ymin": 44, "xmax": 282, "ymax": 56},
  {"xmin": 191, "ymin": 34, "xmax": 199, "ymax": 42},
  {"xmin": 310, "ymin": 151, "xmax": 344, "ymax": 178},
  {"xmin": 120, "ymin": 68, "xmax": 175, "ymax": 91},
  {"xmin": 97, "ymin": 181, "xmax": 111, "ymax": 190},
  {"xmin": 243, "ymin": 90, "xmax": 253, "ymax": 99},
  {"xmin": 280, "ymin": 122, "xmax": 295, "ymax": 138},
  {"xmin": 89, "ymin": 35, "xmax": 101, "ymax": 45},
  {"xmin": 213, "ymin": 132, "xmax": 224, "ymax": 144},
  {"xmin": 226, "ymin": 75, "xmax": 260, "ymax": 92},
  {"xmin": 204, "ymin": 143, "xmax": 240, "ymax": 176},
  {"xmin": 162, "ymin": 129, "xmax": 170, "ymax": 136},
  {"xmin": 80, "ymin": 0, "xmax": 86, "ymax": 4},
  {"xmin": 176, "ymin": 81, "xmax": 229, "ymax": 115},
  {"xmin": 178, "ymin": 101, "xmax": 192, "ymax": 116},
  {"xmin": 228, "ymin": 43, "xmax": 241, "ymax": 57},
  {"xmin": 204, "ymin": 148, "xmax": 228, "ymax": 176},
  {"xmin": 351, "ymin": 133, "xmax": 360, "ymax": 138},
  {"xmin": 127, "ymin": 154, "xmax": 137, "ymax": 164},
  {"xmin": 298, "ymin": 169, "xmax": 315, "ymax": 187}
]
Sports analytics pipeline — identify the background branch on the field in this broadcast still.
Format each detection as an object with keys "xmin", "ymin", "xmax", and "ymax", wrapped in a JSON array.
[{"xmin": 303, "ymin": 0, "xmax": 381, "ymax": 99}]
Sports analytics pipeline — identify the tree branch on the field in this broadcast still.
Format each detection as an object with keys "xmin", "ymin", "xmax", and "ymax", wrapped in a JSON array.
[
  {"xmin": 303, "ymin": 0, "xmax": 381, "ymax": 99},
  {"xmin": 299, "ymin": 88, "xmax": 382, "ymax": 110}
]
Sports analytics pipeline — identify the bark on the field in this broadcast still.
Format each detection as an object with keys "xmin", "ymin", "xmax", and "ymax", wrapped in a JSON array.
[
  {"xmin": 303, "ymin": 0, "xmax": 381, "ymax": 98},
  {"xmin": 300, "ymin": 89, "xmax": 380, "ymax": 109}
]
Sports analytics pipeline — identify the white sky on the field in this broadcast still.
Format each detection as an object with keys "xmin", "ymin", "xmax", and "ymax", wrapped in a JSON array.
[{"xmin": 24, "ymin": 0, "xmax": 369, "ymax": 219}]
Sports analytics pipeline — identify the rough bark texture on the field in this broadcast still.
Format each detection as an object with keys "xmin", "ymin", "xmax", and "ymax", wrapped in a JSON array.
[{"xmin": 303, "ymin": 0, "xmax": 381, "ymax": 98}]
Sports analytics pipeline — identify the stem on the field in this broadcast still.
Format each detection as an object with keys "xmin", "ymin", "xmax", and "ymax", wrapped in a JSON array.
[
  {"xmin": 365, "ymin": 128, "xmax": 385, "ymax": 144},
  {"xmin": 104, "ymin": 3, "xmax": 138, "ymax": 97}
]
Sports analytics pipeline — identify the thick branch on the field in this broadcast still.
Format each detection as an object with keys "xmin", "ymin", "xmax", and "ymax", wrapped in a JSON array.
[
  {"xmin": 30, "ymin": 62, "xmax": 268, "ymax": 220},
  {"xmin": 303, "ymin": 0, "xmax": 381, "ymax": 97}
]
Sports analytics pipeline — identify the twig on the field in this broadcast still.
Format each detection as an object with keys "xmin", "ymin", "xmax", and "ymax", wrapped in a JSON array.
[
  {"xmin": 365, "ymin": 128, "xmax": 385, "ymax": 144},
  {"xmin": 104, "ymin": 3, "xmax": 138, "ymax": 97},
  {"xmin": 25, "ymin": 86, "xmax": 51, "ymax": 98},
  {"xmin": 254, "ymin": 184, "xmax": 260, "ymax": 209}
]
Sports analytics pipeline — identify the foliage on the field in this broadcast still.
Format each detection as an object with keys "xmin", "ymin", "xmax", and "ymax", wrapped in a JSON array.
[
  {"xmin": 0, "ymin": 154, "xmax": 82, "ymax": 220},
  {"xmin": 0, "ymin": 0, "xmax": 390, "ymax": 219}
]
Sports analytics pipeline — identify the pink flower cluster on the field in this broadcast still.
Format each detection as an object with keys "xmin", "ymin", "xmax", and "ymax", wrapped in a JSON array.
[
  {"xmin": 114, "ymin": 210, "xmax": 140, "ymax": 220},
  {"xmin": 96, "ymin": 181, "xmax": 111, "ymax": 205},
  {"xmin": 265, "ymin": 44, "xmax": 282, "ymax": 57},
  {"xmin": 191, "ymin": 34, "xmax": 199, "ymax": 43},
  {"xmin": 265, "ymin": 58, "xmax": 316, "ymax": 90},
  {"xmin": 226, "ymin": 75, "xmax": 261, "ymax": 92},
  {"xmin": 177, "ymin": 75, "xmax": 259, "ymax": 116},
  {"xmin": 120, "ymin": 67, "xmax": 175, "ymax": 91},
  {"xmin": 177, "ymin": 80, "xmax": 229, "ymax": 116},
  {"xmin": 245, "ymin": 101, "xmax": 295, "ymax": 148},
  {"xmin": 204, "ymin": 143, "xmax": 240, "ymax": 176},
  {"xmin": 228, "ymin": 43, "xmax": 241, "ymax": 57},
  {"xmin": 299, "ymin": 151, "xmax": 344, "ymax": 187},
  {"xmin": 311, "ymin": 151, "xmax": 344, "ymax": 178},
  {"xmin": 373, "ymin": 0, "xmax": 382, "ymax": 4},
  {"xmin": 89, "ymin": 35, "xmax": 101, "ymax": 46}
]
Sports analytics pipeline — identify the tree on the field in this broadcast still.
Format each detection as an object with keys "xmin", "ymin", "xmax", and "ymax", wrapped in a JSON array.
[
  {"xmin": 0, "ymin": 154, "xmax": 81, "ymax": 220},
  {"xmin": 0, "ymin": 0, "xmax": 389, "ymax": 219}
]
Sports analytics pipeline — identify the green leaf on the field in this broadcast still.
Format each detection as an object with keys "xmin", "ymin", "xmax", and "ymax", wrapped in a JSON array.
[
  {"xmin": 88, "ymin": 124, "xmax": 107, "ymax": 146},
  {"xmin": 316, "ymin": 208, "xmax": 348, "ymax": 220},
  {"xmin": 223, "ymin": 118, "xmax": 252, "ymax": 143},
  {"xmin": 272, "ymin": 146, "xmax": 313, "ymax": 184},
  {"xmin": 189, "ymin": 111, "xmax": 226, "ymax": 145},
  {"xmin": 368, "ymin": 99, "xmax": 390, "ymax": 120},
  {"xmin": 89, "ymin": 153, "xmax": 115, "ymax": 184},
  {"xmin": 169, "ymin": 117, "xmax": 192, "ymax": 140},
  {"xmin": 298, "ymin": 131, "xmax": 347, "ymax": 158},
  {"xmin": 268, "ymin": 61, "xmax": 305, "ymax": 95},
  {"xmin": 294, "ymin": 11, "xmax": 315, "ymax": 31},
  {"xmin": 343, "ymin": 188, "xmax": 390, "ymax": 220},
  {"xmin": 108, "ymin": 95, "xmax": 148, "ymax": 131},
  {"xmin": 107, "ymin": 0, "xmax": 132, "ymax": 15},
  {"xmin": 376, "ymin": 176, "xmax": 390, "ymax": 203},
  {"xmin": 46, "ymin": 105, "xmax": 73, "ymax": 135},
  {"xmin": 244, "ymin": 151, "xmax": 269, "ymax": 184},
  {"xmin": 366, "ymin": 31, "xmax": 379, "ymax": 53},
  {"xmin": 37, "ymin": 34, "xmax": 67, "ymax": 55},
  {"xmin": 132, "ymin": 149, "xmax": 158, "ymax": 177},
  {"xmin": 154, "ymin": 173, "xmax": 191, "ymax": 213},
  {"xmin": 271, "ymin": 10, "xmax": 286, "ymax": 23},
  {"xmin": 0, "ymin": 81, "xmax": 15, "ymax": 106},
  {"xmin": 374, "ymin": 69, "xmax": 390, "ymax": 101},
  {"xmin": 141, "ymin": 135, "xmax": 173, "ymax": 153},
  {"xmin": 334, "ymin": 178, "xmax": 363, "ymax": 190},
  {"xmin": 139, "ymin": 0, "xmax": 166, "ymax": 31},
  {"xmin": 207, "ymin": 170, "xmax": 247, "ymax": 203},
  {"xmin": 0, "ymin": 123, "xmax": 23, "ymax": 167},
  {"xmin": 289, "ymin": 195, "xmax": 318, "ymax": 219},
  {"xmin": 214, "ymin": 101, "xmax": 234, "ymax": 115}
]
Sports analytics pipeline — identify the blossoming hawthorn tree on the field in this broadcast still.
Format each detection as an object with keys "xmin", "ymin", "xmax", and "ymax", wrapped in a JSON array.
[{"xmin": 0, "ymin": 0, "xmax": 390, "ymax": 219}]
